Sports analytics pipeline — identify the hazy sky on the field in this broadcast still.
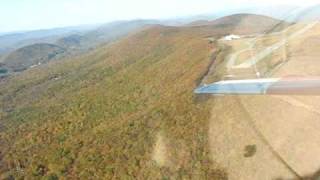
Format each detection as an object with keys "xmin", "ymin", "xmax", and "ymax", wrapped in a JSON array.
[{"xmin": 0, "ymin": 0, "xmax": 319, "ymax": 33}]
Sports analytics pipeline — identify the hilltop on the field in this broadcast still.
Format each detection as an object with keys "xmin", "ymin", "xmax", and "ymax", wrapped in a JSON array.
[{"xmin": 188, "ymin": 13, "xmax": 290, "ymax": 34}]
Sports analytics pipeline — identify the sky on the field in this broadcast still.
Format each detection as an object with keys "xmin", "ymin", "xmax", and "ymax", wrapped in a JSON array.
[{"xmin": 0, "ymin": 0, "xmax": 319, "ymax": 33}]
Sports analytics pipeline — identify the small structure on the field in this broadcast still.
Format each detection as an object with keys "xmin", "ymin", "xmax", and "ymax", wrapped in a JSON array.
[
  {"xmin": 30, "ymin": 62, "xmax": 42, "ymax": 68},
  {"xmin": 223, "ymin": 34, "xmax": 241, "ymax": 41}
]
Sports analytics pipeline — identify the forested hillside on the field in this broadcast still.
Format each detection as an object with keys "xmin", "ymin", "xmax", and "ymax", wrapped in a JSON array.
[{"xmin": 0, "ymin": 14, "xmax": 287, "ymax": 179}]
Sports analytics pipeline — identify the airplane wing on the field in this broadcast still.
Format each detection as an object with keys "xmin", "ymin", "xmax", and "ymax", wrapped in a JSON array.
[{"xmin": 194, "ymin": 77, "xmax": 320, "ymax": 95}]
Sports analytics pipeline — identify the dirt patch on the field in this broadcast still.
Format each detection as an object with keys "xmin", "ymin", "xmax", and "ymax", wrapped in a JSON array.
[{"xmin": 152, "ymin": 132, "xmax": 171, "ymax": 167}]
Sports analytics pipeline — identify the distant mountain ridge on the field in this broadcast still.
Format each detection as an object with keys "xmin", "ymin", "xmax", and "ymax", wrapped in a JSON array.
[
  {"xmin": 0, "ymin": 20, "xmax": 158, "ymax": 74},
  {"xmin": 0, "ymin": 25, "xmax": 97, "ymax": 52},
  {"xmin": 188, "ymin": 13, "xmax": 290, "ymax": 36},
  {"xmin": 0, "ymin": 13, "xmax": 293, "ymax": 77}
]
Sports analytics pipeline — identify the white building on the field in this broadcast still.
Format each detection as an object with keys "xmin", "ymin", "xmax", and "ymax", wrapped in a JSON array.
[{"xmin": 224, "ymin": 34, "xmax": 241, "ymax": 41}]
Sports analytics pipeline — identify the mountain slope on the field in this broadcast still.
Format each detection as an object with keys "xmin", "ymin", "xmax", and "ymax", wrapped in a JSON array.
[
  {"xmin": 0, "ymin": 14, "xmax": 288, "ymax": 179},
  {"xmin": 0, "ymin": 24, "xmax": 229, "ymax": 179},
  {"xmin": 2, "ymin": 43, "xmax": 65, "ymax": 72}
]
